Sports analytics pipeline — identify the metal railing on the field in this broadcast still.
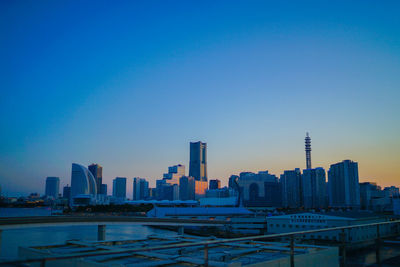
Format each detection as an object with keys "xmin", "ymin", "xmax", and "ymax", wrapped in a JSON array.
[{"xmin": 1, "ymin": 219, "xmax": 400, "ymax": 267}]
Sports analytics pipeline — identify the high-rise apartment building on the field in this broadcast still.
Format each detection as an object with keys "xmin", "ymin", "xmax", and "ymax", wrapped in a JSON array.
[
  {"xmin": 88, "ymin": 164, "xmax": 103, "ymax": 194},
  {"xmin": 113, "ymin": 177, "xmax": 127, "ymax": 199},
  {"xmin": 189, "ymin": 141, "xmax": 207, "ymax": 181},
  {"xmin": 209, "ymin": 179, "xmax": 221, "ymax": 190},
  {"xmin": 302, "ymin": 168, "xmax": 327, "ymax": 209},
  {"xmin": 280, "ymin": 168, "xmax": 302, "ymax": 208},
  {"xmin": 45, "ymin": 177, "xmax": 60, "ymax": 199},
  {"xmin": 179, "ymin": 176, "xmax": 195, "ymax": 200},
  {"xmin": 133, "ymin": 177, "xmax": 149, "ymax": 200},
  {"xmin": 328, "ymin": 160, "xmax": 360, "ymax": 208}
]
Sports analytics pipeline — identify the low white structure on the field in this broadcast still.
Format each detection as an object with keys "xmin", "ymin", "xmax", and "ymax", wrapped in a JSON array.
[{"xmin": 267, "ymin": 212, "xmax": 394, "ymax": 244}]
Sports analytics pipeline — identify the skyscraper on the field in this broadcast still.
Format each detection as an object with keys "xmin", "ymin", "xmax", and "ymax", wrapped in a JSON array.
[
  {"xmin": 113, "ymin": 177, "xmax": 127, "ymax": 199},
  {"xmin": 189, "ymin": 141, "xmax": 207, "ymax": 181},
  {"xmin": 305, "ymin": 132, "xmax": 312, "ymax": 169},
  {"xmin": 63, "ymin": 185, "xmax": 71, "ymax": 201},
  {"xmin": 302, "ymin": 167, "xmax": 327, "ymax": 209},
  {"xmin": 45, "ymin": 177, "xmax": 60, "ymax": 199},
  {"xmin": 133, "ymin": 177, "xmax": 149, "ymax": 200},
  {"xmin": 328, "ymin": 160, "xmax": 360, "ymax": 208},
  {"xmin": 280, "ymin": 168, "xmax": 302, "ymax": 208},
  {"xmin": 71, "ymin": 163, "xmax": 97, "ymax": 198},
  {"xmin": 88, "ymin": 163, "xmax": 103, "ymax": 194},
  {"xmin": 179, "ymin": 176, "xmax": 195, "ymax": 200}
]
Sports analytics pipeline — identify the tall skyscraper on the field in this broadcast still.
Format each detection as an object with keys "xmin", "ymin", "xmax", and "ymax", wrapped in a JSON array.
[
  {"xmin": 280, "ymin": 168, "xmax": 302, "ymax": 208},
  {"xmin": 88, "ymin": 163, "xmax": 103, "ymax": 193},
  {"xmin": 45, "ymin": 177, "xmax": 60, "ymax": 199},
  {"xmin": 209, "ymin": 179, "xmax": 221, "ymax": 190},
  {"xmin": 133, "ymin": 177, "xmax": 149, "ymax": 200},
  {"xmin": 113, "ymin": 177, "xmax": 127, "ymax": 199},
  {"xmin": 305, "ymin": 132, "xmax": 312, "ymax": 169},
  {"xmin": 189, "ymin": 141, "xmax": 207, "ymax": 181},
  {"xmin": 302, "ymin": 167, "xmax": 327, "ymax": 209},
  {"xmin": 71, "ymin": 163, "xmax": 97, "ymax": 198},
  {"xmin": 328, "ymin": 160, "xmax": 360, "ymax": 207}
]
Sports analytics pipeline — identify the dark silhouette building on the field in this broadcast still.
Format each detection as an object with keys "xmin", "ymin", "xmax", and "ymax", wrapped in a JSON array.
[
  {"xmin": 209, "ymin": 179, "xmax": 221, "ymax": 190},
  {"xmin": 189, "ymin": 141, "xmax": 207, "ymax": 181}
]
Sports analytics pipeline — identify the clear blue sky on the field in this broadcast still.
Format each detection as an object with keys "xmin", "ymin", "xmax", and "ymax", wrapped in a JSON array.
[{"xmin": 1, "ymin": 1, "xmax": 399, "ymax": 196}]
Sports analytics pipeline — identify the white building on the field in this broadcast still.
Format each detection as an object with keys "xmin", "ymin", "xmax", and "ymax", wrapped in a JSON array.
[{"xmin": 267, "ymin": 211, "xmax": 393, "ymax": 244}]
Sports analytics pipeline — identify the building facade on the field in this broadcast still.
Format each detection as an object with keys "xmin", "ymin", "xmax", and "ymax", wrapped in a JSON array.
[
  {"xmin": 189, "ymin": 141, "xmax": 207, "ymax": 181},
  {"xmin": 45, "ymin": 177, "xmax": 60, "ymax": 199},
  {"xmin": 280, "ymin": 169, "xmax": 302, "ymax": 208},
  {"xmin": 328, "ymin": 160, "xmax": 360, "ymax": 208},
  {"xmin": 113, "ymin": 177, "xmax": 127, "ymax": 199},
  {"xmin": 209, "ymin": 179, "xmax": 221, "ymax": 190},
  {"xmin": 88, "ymin": 163, "xmax": 103, "ymax": 194},
  {"xmin": 71, "ymin": 163, "xmax": 97, "ymax": 198},
  {"xmin": 302, "ymin": 167, "xmax": 327, "ymax": 209},
  {"xmin": 133, "ymin": 177, "xmax": 149, "ymax": 200}
]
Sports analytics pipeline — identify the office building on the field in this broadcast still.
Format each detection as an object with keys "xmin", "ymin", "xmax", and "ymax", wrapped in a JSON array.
[
  {"xmin": 189, "ymin": 141, "xmax": 207, "ymax": 181},
  {"xmin": 70, "ymin": 163, "xmax": 97, "ymax": 198},
  {"xmin": 100, "ymin": 184, "xmax": 107, "ymax": 196},
  {"xmin": 236, "ymin": 171, "xmax": 281, "ymax": 207},
  {"xmin": 133, "ymin": 177, "xmax": 149, "ymax": 200},
  {"xmin": 209, "ymin": 179, "xmax": 221, "ymax": 190},
  {"xmin": 113, "ymin": 177, "xmax": 127, "ymax": 199},
  {"xmin": 163, "ymin": 164, "xmax": 185, "ymax": 185},
  {"xmin": 328, "ymin": 160, "xmax": 360, "ymax": 208},
  {"xmin": 280, "ymin": 168, "xmax": 302, "ymax": 208},
  {"xmin": 302, "ymin": 168, "xmax": 327, "ymax": 209},
  {"xmin": 179, "ymin": 176, "xmax": 195, "ymax": 200},
  {"xmin": 88, "ymin": 163, "xmax": 103, "ymax": 193},
  {"xmin": 63, "ymin": 185, "xmax": 71, "ymax": 201},
  {"xmin": 45, "ymin": 177, "xmax": 60, "ymax": 199}
]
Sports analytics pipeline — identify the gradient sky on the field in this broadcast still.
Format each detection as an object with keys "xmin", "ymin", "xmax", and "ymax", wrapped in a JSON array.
[{"xmin": 1, "ymin": 1, "xmax": 399, "ymax": 197}]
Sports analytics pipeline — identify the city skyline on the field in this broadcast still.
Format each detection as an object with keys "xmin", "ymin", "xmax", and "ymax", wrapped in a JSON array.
[{"xmin": 1, "ymin": 1, "xmax": 399, "ymax": 196}]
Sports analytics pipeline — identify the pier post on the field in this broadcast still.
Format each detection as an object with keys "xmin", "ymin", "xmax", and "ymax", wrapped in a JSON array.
[
  {"xmin": 204, "ymin": 244, "xmax": 209, "ymax": 267},
  {"xmin": 376, "ymin": 224, "xmax": 381, "ymax": 267},
  {"xmin": 340, "ymin": 229, "xmax": 346, "ymax": 267},
  {"xmin": 290, "ymin": 235, "xmax": 294, "ymax": 267},
  {"xmin": 178, "ymin": 226, "xmax": 184, "ymax": 235},
  {"xmin": 98, "ymin": 225, "xmax": 106, "ymax": 241}
]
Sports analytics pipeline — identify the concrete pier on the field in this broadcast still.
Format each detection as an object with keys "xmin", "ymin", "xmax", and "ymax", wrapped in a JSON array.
[{"xmin": 98, "ymin": 225, "xmax": 106, "ymax": 241}]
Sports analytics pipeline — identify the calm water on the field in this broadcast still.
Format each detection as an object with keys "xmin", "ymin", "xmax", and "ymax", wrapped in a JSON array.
[{"xmin": 0, "ymin": 208, "xmax": 177, "ymax": 260}]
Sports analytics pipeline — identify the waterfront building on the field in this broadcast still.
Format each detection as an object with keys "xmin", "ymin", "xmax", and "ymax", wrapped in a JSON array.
[
  {"xmin": 70, "ymin": 163, "xmax": 97, "ymax": 198},
  {"xmin": 267, "ymin": 211, "xmax": 393, "ymax": 244},
  {"xmin": 302, "ymin": 168, "xmax": 327, "ymax": 209},
  {"xmin": 280, "ymin": 168, "xmax": 302, "ymax": 208},
  {"xmin": 189, "ymin": 141, "xmax": 207, "ymax": 181},
  {"xmin": 100, "ymin": 184, "xmax": 107, "ymax": 196},
  {"xmin": 112, "ymin": 177, "xmax": 127, "ymax": 199},
  {"xmin": 179, "ymin": 176, "xmax": 195, "ymax": 200},
  {"xmin": 45, "ymin": 177, "xmax": 60, "ymax": 199},
  {"xmin": 328, "ymin": 160, "xmax": 360, "ymax": 208},
  {"xmin": 62, "ymin": 185, "xmax": 71, "ymax": 201},
  {"xmin": 360, "ymin": 182, "xmax": 391, "ymax": 212},
  {"xmin": 384, "ymin": 186, "xmax": 400, "ymax": 198},
  {"xmin": 209, "ymin": 179, "xmax": 221, "ymax": 190},
  {"xmin": 163, "ymin": 164, "xmax": 185, "ymax": 185},
  {"xmin": 236, "ymin": 171, "xmax": 281, "ymax": 207},
  {"xmin": 88, "ymin": 163, "xmax": 103, "ymax": 193},
  {"xmin": 133, "ymin": 177, "xmax": 149, "ymax": 200}
]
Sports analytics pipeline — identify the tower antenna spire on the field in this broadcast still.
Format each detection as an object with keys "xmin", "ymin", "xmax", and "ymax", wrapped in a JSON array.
[{"xmin": 305, "ymin": 132, "xmax": 312, "ymax": 169}]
